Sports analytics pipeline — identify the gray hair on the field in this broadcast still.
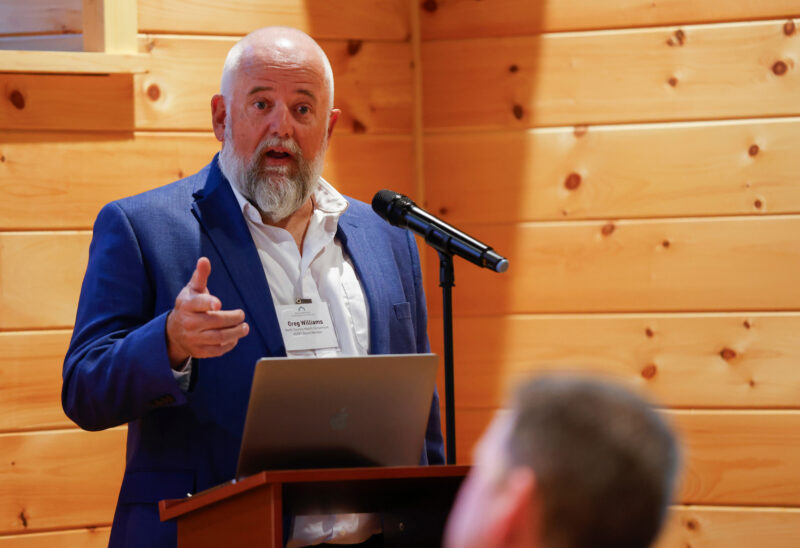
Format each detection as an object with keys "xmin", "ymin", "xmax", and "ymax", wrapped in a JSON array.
[
  {"xmin": 507, "ymin": 376, "xmax": 680, "ymax": 548},
  {"xmin": 219, "ymin": 27, "xmax": 335, "ymax": 110}
]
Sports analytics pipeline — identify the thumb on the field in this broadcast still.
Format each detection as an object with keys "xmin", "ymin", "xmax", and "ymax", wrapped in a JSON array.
[{"xmin": 188, "ymin": 257, "xmax": 211, "ymax": 293}]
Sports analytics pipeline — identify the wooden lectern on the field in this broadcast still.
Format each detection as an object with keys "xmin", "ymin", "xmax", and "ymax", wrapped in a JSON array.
[{"xmin": 159, "ymin": 465, "xmax": 469, "ymax": 547}]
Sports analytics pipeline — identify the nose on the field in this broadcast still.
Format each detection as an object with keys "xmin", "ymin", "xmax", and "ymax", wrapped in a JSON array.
[{"xmin": 266, "ymin": 103, "xmax": 292, "ymax": 139}]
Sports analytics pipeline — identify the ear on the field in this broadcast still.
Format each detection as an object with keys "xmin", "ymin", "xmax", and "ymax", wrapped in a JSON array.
[
  {"xmin": 211, "ymin": 94, "xmax": 226, "ymax": 142},
  {"xmin": 327, "ymin": 109, "xmax": 341, "ymax": 140},
  {"xmin": 487, "ymin": 468, "xmax": 537, "ymax": 547}
]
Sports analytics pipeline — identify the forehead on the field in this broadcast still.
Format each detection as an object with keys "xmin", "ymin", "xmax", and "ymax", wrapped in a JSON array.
[{"xmin": 233, "ymin": 43, "xmax": 328, "ymax": 98}]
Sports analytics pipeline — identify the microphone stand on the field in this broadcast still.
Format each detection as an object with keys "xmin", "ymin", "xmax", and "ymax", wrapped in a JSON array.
[{"xmin": 438, "ymin": 251, "xmax": 457, "ymax": 465}]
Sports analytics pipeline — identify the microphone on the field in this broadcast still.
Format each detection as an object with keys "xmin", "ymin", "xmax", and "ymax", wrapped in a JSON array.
[{"xmin": 371, "ymin": 189, "xmax": 509, "ymax": 273}]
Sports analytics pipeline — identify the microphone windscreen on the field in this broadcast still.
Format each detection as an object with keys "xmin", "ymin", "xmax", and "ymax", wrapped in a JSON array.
[{"xmin": 371, "ymin": 189, "xmax": 399, "ymax": 219}]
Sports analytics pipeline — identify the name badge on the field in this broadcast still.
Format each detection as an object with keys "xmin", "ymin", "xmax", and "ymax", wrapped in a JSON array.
[{"xmin": 277, "ymin": 302, "xmax": 339, "ymax": 352}]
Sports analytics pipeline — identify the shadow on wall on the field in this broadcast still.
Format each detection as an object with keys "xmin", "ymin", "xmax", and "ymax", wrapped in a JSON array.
[{"xmin": 417, "ymin": 2, "xmax": 549, "ymax": 461}]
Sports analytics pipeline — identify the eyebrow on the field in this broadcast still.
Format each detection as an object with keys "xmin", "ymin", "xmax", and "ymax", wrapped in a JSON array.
[{"xmin": 247, "ymin": 86, "xmax": 318, "ymax": 103}]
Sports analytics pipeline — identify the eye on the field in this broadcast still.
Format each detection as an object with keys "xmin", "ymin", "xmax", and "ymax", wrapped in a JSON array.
[
  {"xmin": 254, "ymin": 101, "xmax": 267, "ymax": 110},
  {"xmin": 297, "ymin": 104, "xmax": 312, "ymax": 115}
]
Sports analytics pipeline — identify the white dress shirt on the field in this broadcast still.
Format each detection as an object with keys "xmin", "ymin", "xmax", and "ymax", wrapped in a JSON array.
[
  {"xmin": 230, "ymin": 179, "xmax": 380, "ymax": 547},
  {"xmin": 231, "ymin": 178, "xmax": 369, "ymax": 358}
]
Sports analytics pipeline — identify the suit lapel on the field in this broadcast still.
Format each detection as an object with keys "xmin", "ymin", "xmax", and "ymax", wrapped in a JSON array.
[
  {"xmin": 190, "ymin": 157, "xmax": 286, "ymax": 357},
  {"xmin": 337, "ymin": 205, "xmax": 388, "ymax": 352}
]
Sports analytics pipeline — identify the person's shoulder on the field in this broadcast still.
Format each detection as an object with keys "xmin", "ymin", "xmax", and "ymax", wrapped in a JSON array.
[
  {"xmin": 343, "ymin": 195, "xmax": 395, "ymax": 231},
  {"xmin": 122, "ymin": 163, "xmax": 210, "ymax": 206},
  {"xmin": 343, "ymin": 195, "xmax": 372, "ymax": 216},
  {"xmin": 106, "ymin": 162, "xmax": 212, "ymax": 218},
  {"xmin": 341, "ymin": 194, "xmax": 417, "ymax": 248},
  {"xmin": 91, "ymin": 161, "xmax": 215, "ymax": 233}
]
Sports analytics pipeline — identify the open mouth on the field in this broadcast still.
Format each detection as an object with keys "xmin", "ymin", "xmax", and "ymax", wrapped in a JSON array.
[{"xmin": 265, "ymin": 146, "xmax": 294, "ymax": 160}]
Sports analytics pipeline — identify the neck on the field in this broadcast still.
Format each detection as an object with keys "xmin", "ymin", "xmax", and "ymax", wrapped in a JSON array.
[{"xmin": 264, "ymin": 196, "xmax": 314, "ymax": 253}]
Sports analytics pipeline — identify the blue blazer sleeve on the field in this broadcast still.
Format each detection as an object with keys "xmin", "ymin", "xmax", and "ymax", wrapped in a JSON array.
[{"xmin": 62, "ymin": 202, "xmax": 187, "ymax": 431}]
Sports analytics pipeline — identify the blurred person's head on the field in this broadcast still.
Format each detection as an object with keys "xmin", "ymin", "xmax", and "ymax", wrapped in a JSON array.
[{"xmin": 445, "ymin": 375, "xmax": 680, "ymax": 548}]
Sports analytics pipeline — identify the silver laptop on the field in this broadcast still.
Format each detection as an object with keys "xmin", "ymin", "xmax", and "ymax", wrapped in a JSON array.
[{"xmin": 236, "ymin": 354, "xmax": 439, "ymax": 478}]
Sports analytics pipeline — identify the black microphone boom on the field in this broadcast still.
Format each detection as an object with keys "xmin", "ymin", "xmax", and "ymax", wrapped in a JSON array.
[{"xmin": 372, "ymin": 189, "xmax": 509, "ymax": 273}]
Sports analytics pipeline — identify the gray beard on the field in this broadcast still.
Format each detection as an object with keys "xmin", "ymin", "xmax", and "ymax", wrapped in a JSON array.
[{"xmin": 218, "ymin": 130, "xmax": 325, "ymax": 223}]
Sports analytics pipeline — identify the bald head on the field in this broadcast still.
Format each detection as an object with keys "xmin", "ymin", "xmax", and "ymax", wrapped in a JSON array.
[{"xmin": 220, "ymin": 27, "xmax": 334, "ymax": 110}]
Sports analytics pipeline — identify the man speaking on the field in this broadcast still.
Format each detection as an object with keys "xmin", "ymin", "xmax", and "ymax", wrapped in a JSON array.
[{"xmin": 62, "ymin": 27, "xmax": 444, "ymax": 547}]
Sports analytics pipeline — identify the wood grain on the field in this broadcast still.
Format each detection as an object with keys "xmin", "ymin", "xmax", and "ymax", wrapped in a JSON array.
[
  {"xmin": 0, "ymin": 35, "xmax": 82, "ymax": 52},
  {"xmin": 0, "ymin": 131, "xmax": 217, "ymax": 230},
  {"xmin": 656, "ymin": 506, "xmax": 800, "ymax": 548},
  {"xmin": 0, "ymin": 0, "xmax": 81, "ymax": 36},
  {"xmin": 81, "ymin": 0, "xmax": 138, "ymax": 54},
  {"xmin": 137, "ymin": 0, "xmax": 410, "ymax": 40},
  {"xmin": 421, "ymin": 0, "xmax": 800, "ymax": 39},
  {"xmin": 0, "ymin": 131, "xmax": 412, "ymax": 230},
  {"xmin": 134, "ymin": 35, "xmax": 412, "ymax": 133},
  {"xmin": 0, "ymin": 428, "xmax": 125, "ymax": 535},
  {"xmin": 424, "ymin": 118, "xmax": 800, "ymax": 223},
  {"xmin": 0, "ymin": 331, "xmax": 73, "ymax": 433},
  {"xmin": 428, "ymin": 313, "xmax": 800, "ymax": 410},
  {"xmin": 424, "ymin": 216, "xmax": 800, "ymax": 316},
  {"xmin": 0, "ymin": 527, "xmax": 110, "ymax": 547},
  {"xmin": 0, "ymin": 74, "xmax": 134, "ymax": 131},
  {"xmin": 5, "ymin": 216, "xmax": 800, "ymax": 330},
  {"xmin": 675, "ymin": 411, "xmax": 800, "ymax": 506},
  {"xmin": 0, "ymin": 232, "xmax": 90, "ymax": 330},
  {"xmin": 0, "ymin": 51, "xmax": 148, "ymax": 74},
  {"xmin": 423, "ymin": 20, "xmax": 800, "ymax": 131},
  {"xmin": 456, "ymin": 409, "xmax": 800, "ymax": 506}
]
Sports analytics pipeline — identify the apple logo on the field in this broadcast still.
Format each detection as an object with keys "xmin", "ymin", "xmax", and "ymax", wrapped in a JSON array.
[{"xmin": 330, "ymin": 407, "xmax": 349, "ymax": 431}]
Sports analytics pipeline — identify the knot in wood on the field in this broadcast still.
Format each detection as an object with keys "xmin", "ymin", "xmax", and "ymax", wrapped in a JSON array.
[
  {"xmin": 347, "ymin": 40, "xmax": 363, "ymax": 56},
  {"xmin": 748, "ymin": 144, "xmax": 759, "ymax": 156},
  {"xmin": 641, "ymin": 364, "xmax": 657, "ymax": 379},
  {"xmin": 667, "ymin": 29, "xmax": 686, "ymax": 46},
  {"xmin": 564, "ymin": 172, "xmax": 581, "ymax": 190},
  {"xmin": 601, "ymin": 222, "xmax": 615, "ymax": 236},
  {"xmin": 754, "ymin": 199, "xmax": 763, "ymax": 209},
  {"xmin": 784, "ymin": 20, "xmax": 796, "ymax": 36},
  {"xmin": 573, "ymin": 125, "xmax": 588, "ymax": 138},
  {"xmin": 720, "ymin": 347, "xmax": 737, "ymax": 361},
  {"xmin": 147, "ymin": 84, "xmax": 161, "ymax": 101},
  {"xmin": 9, "ymin": 90, "xmax": 25, "ymax": 110},
  {"xmin": 772, "ymin": 60, "xmax": 788, "ymax": 76},
  {"xmin": 352, "ymin": 118, "xmax": 367, "ymax": 133},
  {"xmin": 509, "ymin": 64, "xmax": 519, "ymax": 73},
  {"xmin": 645, "ymin": 327, "xmax": 654, "ymax": 338},
  {"xmin": 668, "ymin": 76, "xmax": 678, "ymax": 87},
  {"xmin": 421, "ymin": 0, "xmax": 438, "ymax": 13},
  {"xmin": 512, "ymin": 104, "xmax": 524, "ymax": 120}
]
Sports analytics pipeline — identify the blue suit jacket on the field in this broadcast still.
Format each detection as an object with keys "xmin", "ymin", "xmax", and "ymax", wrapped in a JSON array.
[{"xmin": 62, "ymin": 158, "xmax": 444, "ymax": 547}]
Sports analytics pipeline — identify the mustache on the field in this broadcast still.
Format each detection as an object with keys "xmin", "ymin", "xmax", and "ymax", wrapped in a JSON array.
[{"xmin": 253, "ymin": 136, "xmax": 303, "ymax": 160}]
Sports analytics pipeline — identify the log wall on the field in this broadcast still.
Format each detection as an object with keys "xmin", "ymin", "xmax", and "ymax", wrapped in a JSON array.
[
  {"xmin": 2, "ymin": 0, "xmax": 800, "ymax": 545},
  {"xmin": 421, "ymin": 2, "xmax": 800, "ymax": 547}
]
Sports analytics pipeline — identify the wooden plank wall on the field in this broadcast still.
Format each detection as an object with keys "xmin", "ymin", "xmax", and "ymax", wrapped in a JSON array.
[
  {"xmin": 421, "ymin": 1, "xmax": 800, "ymax": 547},
  {"xmin": 0, "ymin": 0, "xmax": 416, "ymax": 544},
  {"xmin": 3, "ymin": 1, "xmax": 800, "ymax": 546}
]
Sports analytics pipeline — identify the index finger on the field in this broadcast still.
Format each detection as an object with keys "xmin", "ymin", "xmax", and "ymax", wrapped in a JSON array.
[{"xmin": 188, "ymin": 257, "xmax": 212, "ymax": 293}]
